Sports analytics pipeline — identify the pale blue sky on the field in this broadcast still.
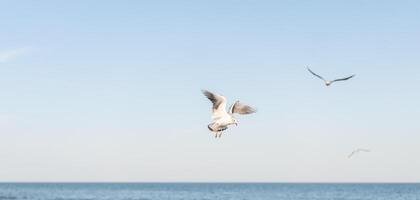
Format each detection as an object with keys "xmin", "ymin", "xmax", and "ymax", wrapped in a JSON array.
[{"xmin": 1, "ymin": 0, "xmax": 419, "ymax": 182}]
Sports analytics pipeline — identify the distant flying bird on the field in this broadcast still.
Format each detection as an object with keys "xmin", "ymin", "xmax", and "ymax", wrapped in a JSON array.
[
  {"xmin": 348, "ymin": 148, "xmax": 371, "ymax": 158},
  {"xmin": 202, "ymin": 90, "xmax": 256, "ymax": 138},
  {"xmin": 307, "ymin": 67, "xmax": 355, "ymax": 86}
]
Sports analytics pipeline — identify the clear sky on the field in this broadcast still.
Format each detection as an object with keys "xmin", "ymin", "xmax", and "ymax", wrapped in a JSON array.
[{"xmin": 1, "ymin": 0, "xmax": 419, "ymax": 182}]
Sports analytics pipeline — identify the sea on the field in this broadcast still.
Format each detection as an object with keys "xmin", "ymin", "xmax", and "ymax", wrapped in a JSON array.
[{"xmin": 0, "ymin": 183, "xmax": 419, "ymax": 200}]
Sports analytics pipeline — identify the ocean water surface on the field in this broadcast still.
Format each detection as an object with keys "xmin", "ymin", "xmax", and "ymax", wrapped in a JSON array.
[{"xmin": 0, "ymin": 183, "xmax": 419, "ymax": 200}]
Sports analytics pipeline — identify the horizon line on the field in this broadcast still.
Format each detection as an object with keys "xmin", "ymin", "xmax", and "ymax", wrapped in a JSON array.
[{"xmin": 0, "ymin": 181, "xmax": 419, "ymax": 184}]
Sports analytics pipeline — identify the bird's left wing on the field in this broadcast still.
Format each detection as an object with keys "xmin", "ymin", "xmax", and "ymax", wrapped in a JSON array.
[
  {"xmin": 202, "ymin": 90, "xmax": 227, "ymax": 111},
  {"xmin": 332, "ymin": 75, "xmax": 355, "ymax": 83},
  {"xmin": 347, "ymin": 151, "xmax": 356, "ymax": 158},
  {"xmin": 202, "ymin": 90, "xmax": 229, "ymax": 120},
  {"xmin": 229, "ymin": 101, "xmax": 256, "ymax": 115},
  {"xmin": 307, "ymin": 67, "xmax": 326, "ymax": 81}
]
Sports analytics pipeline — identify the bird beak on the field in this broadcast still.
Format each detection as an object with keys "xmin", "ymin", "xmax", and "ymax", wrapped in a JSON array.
[{"xmin": 235, "ymin": 123, "xmax": 238, "ymax": 126}]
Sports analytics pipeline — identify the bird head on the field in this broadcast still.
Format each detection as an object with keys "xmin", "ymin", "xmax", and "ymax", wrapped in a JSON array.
[
  {"xmin": 325, "ymin": 81, "xmax": 331, "ymax": 86},
  {"xmin": 231, "ymin": 118, "xmax": 238, "ymax": 126}
]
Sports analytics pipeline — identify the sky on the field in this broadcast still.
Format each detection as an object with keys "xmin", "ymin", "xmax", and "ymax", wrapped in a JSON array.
[{"xmin": 0, "ymin": 0, "xmax": 419, "ymax": 182}]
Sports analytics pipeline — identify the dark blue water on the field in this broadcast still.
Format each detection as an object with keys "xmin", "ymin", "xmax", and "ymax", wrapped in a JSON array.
[{"xmin": 0, "ymin": 183, "xmax": 419, "ymax": 200}]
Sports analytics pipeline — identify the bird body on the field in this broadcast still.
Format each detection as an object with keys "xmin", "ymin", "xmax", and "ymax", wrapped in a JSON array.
[
  {"xmin": 325, "ymin": 81, "xmax": 332, "ymax": 86},
  {"xmin": 307, "ymin": 67, "xmax": 355, "ymax": 86},
  {"xmin": 202, "ymin": 90, "xmax": 256, "ymax": 138},
  {"xmin": 208, "ymin": 113, "xmax": 234, "ymax": 132}
]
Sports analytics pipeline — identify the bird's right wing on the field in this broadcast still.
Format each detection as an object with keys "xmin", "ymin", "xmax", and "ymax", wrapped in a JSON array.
[
  {"xmin": 202, "ymin": 90, "xmax": 227, "ymax": 115},
  {"xmin": 229, "ymin": 101, "xmax": 256, "ymax": 115},
  {"xmin": 307, "ymin": 67, "xmax": 326, "ymax": 81},
  {"xmin": 332, "ymin": 75, "xmax": 355, "ymax": 83}
]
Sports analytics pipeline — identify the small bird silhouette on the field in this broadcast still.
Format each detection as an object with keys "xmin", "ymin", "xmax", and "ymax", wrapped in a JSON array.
[{"xmin": 307, "ymin": 67, "xmax": 355, "ymax": 86}]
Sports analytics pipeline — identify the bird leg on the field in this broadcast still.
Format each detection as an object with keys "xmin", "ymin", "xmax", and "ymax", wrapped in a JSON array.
[{"xmin": 215, "ymin": 131, "xmax": 222, "ymax": 138}]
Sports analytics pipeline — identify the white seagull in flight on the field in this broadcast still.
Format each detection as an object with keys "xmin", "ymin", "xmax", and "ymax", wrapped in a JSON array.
[
  {"xmin": 202, "ymin": 90, "xmax": 256, "ymax": 138},
  {"xmin": 307, "ymin": 67, "xmax": 355, "ymax": 86},
  {"xmin": 348, "ymin": 148, "xmax": 371, "ymax": 158}
]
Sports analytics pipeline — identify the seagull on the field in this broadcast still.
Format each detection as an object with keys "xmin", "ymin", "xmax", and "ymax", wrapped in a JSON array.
[
  {"xmin": 202, "ymin": 90, "xmax": 256, "ymax": 138},
  {"xmin": 348, "ymin": 148, "xmax": 370, "ymax": 158},
  {"xmin": 307, "ymin": 67, "xmax": 355, "ymax": 86}
]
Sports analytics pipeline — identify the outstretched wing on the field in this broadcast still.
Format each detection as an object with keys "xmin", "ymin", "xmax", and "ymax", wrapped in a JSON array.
[
  {"xmin": 202, "ymin": 90, "xmax": 227, "ymax": 115},
  {"xmin": 229, "ymin": 101, "xmax": 256, "ymax": 115},
  {"xmin": 307, "ymin": 67, "xmax": 326, "ymax": 81},
  {"xmin": 332, "ymin": 75, "xmax": 355, "ymax": 83}
]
